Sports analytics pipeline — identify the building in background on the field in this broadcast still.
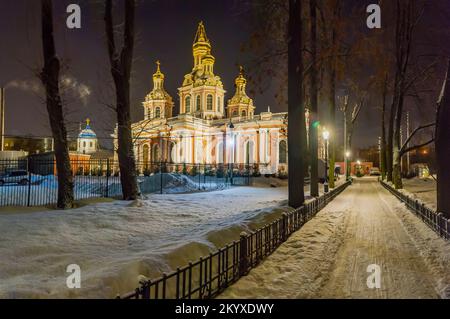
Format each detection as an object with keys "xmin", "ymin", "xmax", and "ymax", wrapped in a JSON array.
[
  {"xmin": 77, "ymin": 119, "xmax": 99, "ymax": 155},
  {"xmin": 118, "ymin": 22, "xmax": 322, "ymax": 175},
  {"xmin": 3, "ymin": 136, "xmax": 54, "ymax": 155}
]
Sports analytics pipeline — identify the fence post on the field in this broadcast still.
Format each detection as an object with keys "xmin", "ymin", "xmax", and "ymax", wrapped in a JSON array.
[
  {"xmin": 105, "ymin": 159, "xmax": 110, "ymax": 198},
  {"xmin": 27, "ymin": 157, "xmax": 32, "ymax": 207},
  {"xmin": 436, "ymin": 213, "xmax": 443, "ymax": 237},
  {"xmin": 281, "ymin": 213, "xmax": 288, "ymax": 241},
  {"xmin": 198, "ymin": 164, "xmax": 201, "ymax": 190},
  {"xmin": 447, "ymin": 219, "xmax": 450, "ymax": 240},
  {"xmin": 239, "ymin": 232, "xmax": 248, "ymax": 277}
]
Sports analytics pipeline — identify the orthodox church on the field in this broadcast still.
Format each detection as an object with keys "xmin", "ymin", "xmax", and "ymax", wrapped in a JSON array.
[
  {"xmin": 122, "ymin": 22, "xmax": 317, "ymax": 175},
  {"xmin": 77, "ymin": 119, "xmax": 98, "ymax": 155}
]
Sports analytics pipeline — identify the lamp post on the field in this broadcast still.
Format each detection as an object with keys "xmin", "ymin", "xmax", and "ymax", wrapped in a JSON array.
[
  {"xmin": 345, "ymin": 150, "xmax": 351, "ymax": 181},
  {"xmin": 323, "ymin": 128, "xmax": 330, "ymax": 193}
]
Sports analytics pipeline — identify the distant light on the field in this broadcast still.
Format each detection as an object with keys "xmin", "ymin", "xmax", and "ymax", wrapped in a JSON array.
[
  {"xmin": 345, "ymin": 151, "xmax": 351, "ymax": 158},
  {"xmin": 322, "ymin": 128, "xmax": 330, "ymax": 140},
  {"xmin": 357, "ymin": 160, "xmax": 361, "ymax": 165},
  {"xmin": 312, "ymin": 121, "xmax": 320, "ymax": 129}
]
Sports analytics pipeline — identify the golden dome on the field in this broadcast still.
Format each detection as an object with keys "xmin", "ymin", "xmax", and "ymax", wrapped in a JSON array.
[{"xmin": 153, "ymin": 60, "xmax": 165, "ymax": 80}]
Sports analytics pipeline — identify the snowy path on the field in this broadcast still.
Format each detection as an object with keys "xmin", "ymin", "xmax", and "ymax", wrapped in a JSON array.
[{"xmin": 220, "ymin": 178, "xmax": 450, "ymax": 299}]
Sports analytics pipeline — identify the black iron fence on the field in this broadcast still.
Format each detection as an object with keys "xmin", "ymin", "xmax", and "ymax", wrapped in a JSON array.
[
  {"xmin": 117, "ymin": 180, "xmax": 352, "ymax": 299},
  {"xmin": 0, "ymin": 159, "xmax": 257, "ymax": 207},
  {"xmin": 380, "ymin": 180, "xmax": 450, "ymax": 241}
]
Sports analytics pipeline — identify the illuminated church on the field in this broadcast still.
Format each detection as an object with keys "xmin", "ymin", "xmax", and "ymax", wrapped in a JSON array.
[{"xmin": 126, "ymin": 22, "xmax": 295, "ymax": 175}]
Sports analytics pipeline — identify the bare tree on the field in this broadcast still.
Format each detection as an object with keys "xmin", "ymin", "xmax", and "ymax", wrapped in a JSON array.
[
  {"xmin": 288, "ymin": 0, "xmax": 307, "ymax": 208},
  {"xmin": 308, "ymin": 0, "xmax": 319, "ymax": 197},
  {"xmin": 346, "ymin": 97, "xmax": 364, "ymax": 154},
  {"xmin": 40, "ymin": 0, "xmax": 74, "ymax": 209},
  {"xmin": 436, "ymin": 62, "xmax": 450, "ymax": 218},
  {"xmin": 104, "ymin": 0, "xmax": 139, "ymax": 200},
  {"xmin": 380, "ymin": 73, "xmax": 388, "ymax": 180}
]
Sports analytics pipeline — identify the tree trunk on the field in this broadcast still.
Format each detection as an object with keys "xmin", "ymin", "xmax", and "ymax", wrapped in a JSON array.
[
  {"xmin": 288, "ymin": 0, "xmax": 306, "ymax": 208},
  {"xmin": 392, "ymin": 91, "xmax": 404, "ymax": 189},
  {"xmin": 40, "ymin": 0, "xmax": 74, "ymax": 209},
  {"xmin": 309, "ymin": 0, "xmax": 319, "ymax": 197},
  {"xmin": 327, "ymin": 1, "xmax": 339, "ymax": 189},
  {"xmin": 386, "ymin": 92, "xmax": 395, "ymax": 182},
  {"xmin": 327, "ymin": 49, "xmax": 336, "ymax": 188},
  {"xmin": 436, "ymin": 63, "xmax": 450, "ymax": 218},
  {"xmin": 105, "ymin": 0, "xmax": 139, "ymax": 200},
  {"xmin": 380, "ymin": 74, "xmax": 388, "ymax": 180}
]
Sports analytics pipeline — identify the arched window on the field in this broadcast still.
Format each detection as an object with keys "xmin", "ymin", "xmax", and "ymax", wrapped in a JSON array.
[
  {"xmin": 155, "ymin": 107, "xmax": 161, "ymax": 118},
  {"xmin": 279, "ymin": 140, "xmax": 287, "ymax": 164},
  {"xmin": 232, "ymin": 110, "xmax": 238, "ymax": 117},
  {"xmin": 241, "ymin": 110, "xmax": 247, "ymax": 117},
  {"xmin": 207, "ymin": 94, "xmax": 213, "ymax": 110},
  {"xmin": 217, "ymin": 97, "xmax": 221, "ymax": 112},
  {"xmin": 152, "ymin": 144, "xmax": 160, "ymax": 162},
  {"xmin": 196, "ymin": 95, "xmax": 201, "ymax": 111},
  {"xmin": 185, "ymin": 96, "xmax": 191, "ymax": 113}
]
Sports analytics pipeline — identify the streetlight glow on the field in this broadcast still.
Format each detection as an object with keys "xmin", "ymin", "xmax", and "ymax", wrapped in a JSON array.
[
  {"xmin": 345, "ymin": 151, "xmax": 351, "ymax": 158},
  {"xmin": 322, "ymin": 129, "xmax": 330, "ymax": 141}
]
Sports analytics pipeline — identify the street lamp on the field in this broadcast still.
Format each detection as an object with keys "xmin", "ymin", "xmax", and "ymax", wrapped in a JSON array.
[
  {"xmin": 345, "ymin": 150, "xmax": 351, "ymax": 181},
  {"xmin": 323, "ymin": 128, "xmax": 330, "ymax": 193}
]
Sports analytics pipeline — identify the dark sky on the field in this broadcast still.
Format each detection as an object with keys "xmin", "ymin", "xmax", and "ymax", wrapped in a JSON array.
[{"xmin": 0, "ymin": 0, "xmax": 449, "ymax": 152}]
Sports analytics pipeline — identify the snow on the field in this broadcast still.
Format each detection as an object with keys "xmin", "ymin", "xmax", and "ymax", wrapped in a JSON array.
[
  {"xmin": 0, "ymin": 182, "xmax": 292, "ymax": 298},
  {"xmin": 219, "ymin": 177, "xmax": 450, "ymax": 299},
  {"xmin": 401, "ymin": 177, "xmax": 437, "ymax": 210}
]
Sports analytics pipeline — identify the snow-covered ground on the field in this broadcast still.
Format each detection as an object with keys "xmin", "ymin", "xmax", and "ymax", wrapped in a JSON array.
[
  {"xmin": 401, "ymin": 177, "xmax": 437, "ymax": 210},
  {"xmin": 0, "ymin": 179, "xmax": 295, "ymax": 299},
  {"xmin": 219, "ymin": 177, "xmax": 450, "ymax": 299}
]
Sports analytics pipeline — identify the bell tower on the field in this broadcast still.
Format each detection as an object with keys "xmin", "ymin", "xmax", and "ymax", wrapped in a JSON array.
[
  {"xmin": 178, "ymin": 21, "xmax": 226, "ymax": 120},
  {"xmin": 143, "ymin": 61, "xmax": 174, "ymax": 120},
  {"xmin": 227, "ymin": 66, "xmax": 255, "ymax": 119}
]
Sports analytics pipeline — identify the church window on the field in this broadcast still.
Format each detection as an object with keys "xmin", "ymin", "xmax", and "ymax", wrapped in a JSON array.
[
  {"xmin": 232, "ymin": 110, "xmax": 238, "ymax": 117},
  {"xmin": 155, "ymin": 107, "xmax": 161, "ymax": 118},
  {"xmin": 196, "ymin": 95, "xmax": 201, "ymax": 111},
  {"xmin": 207, "ymin": 94, "xmax": 213, "ymax": 110},
  {"xmin": 279, "ymin": 140, "xmax": 287, "ymax": 164},
  {"xmin": 217, "ymin": 97, "xmax": 221, "ymax": 112},
  {"xmin": 90, "ymin": 142, "xmax": 93, "ymax": 148},
  {"xmin": 241, "ymin": 110, "xmax": 247, "ymax": 117},
  {"xmin": 185, "ymin": 96, "xmax": 191, "ymax": 113},
  {"xmin": 83, "ymin": 141, "xmax": 86, "ymax": 147}
]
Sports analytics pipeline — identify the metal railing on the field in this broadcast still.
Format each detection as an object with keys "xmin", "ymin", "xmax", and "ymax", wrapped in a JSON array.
[
  {"xmin": 0, "ymin": 158, "xmax": 257, "ymax": 207},
  {"xmin": 380, "ymin": 180, "xmax": 450, "ymax": 241},
  {"xmin": 117, "ymin": 180, "xmax": 352, "ymax": 299}
]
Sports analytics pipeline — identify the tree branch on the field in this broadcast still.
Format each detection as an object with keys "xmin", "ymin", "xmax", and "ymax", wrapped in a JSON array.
[
  {"xmin": 400, "ymin": 138, "xmax": 435, "ymax": 156},
  {"xmin": 400, "ymin": 122, "xmax": 436, "ymax": 153}
]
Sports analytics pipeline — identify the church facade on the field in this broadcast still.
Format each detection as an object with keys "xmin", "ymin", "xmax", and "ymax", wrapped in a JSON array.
[{"xmin": 120, "ymin": 22, "xmax": 317, "ymax": 175}]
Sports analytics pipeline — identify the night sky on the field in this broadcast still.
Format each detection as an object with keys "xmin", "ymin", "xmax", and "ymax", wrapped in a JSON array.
[{"xmin": 0, "ymin": 0, "xmax": 449, "ymax": 151}]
